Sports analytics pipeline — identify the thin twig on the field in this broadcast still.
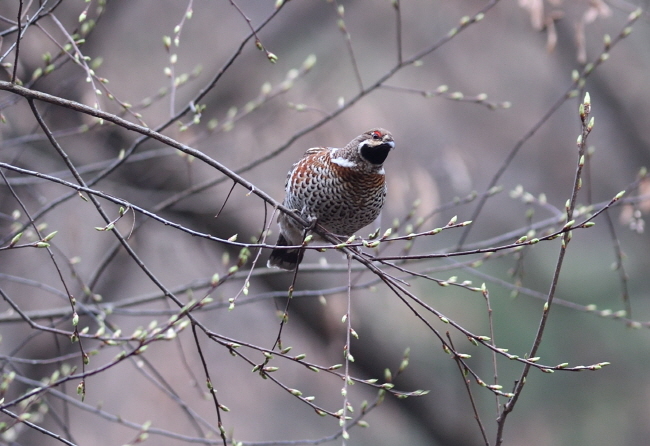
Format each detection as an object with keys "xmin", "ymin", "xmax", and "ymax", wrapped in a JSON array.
[
  {"xmin": 447, "ymin": 333, "xmax": 489, "ymax": 446},
  {"xmin": 456, "ymin": 10, "xmax": 641, "ymax": 249},
  {"xmin": 495, "ymin": 91, "xmax": 594, "ymax": 445},
  {"xmin": 394, "ymin": 0, "xmax": 402, "ymax": 65},
  {"xmin": 11, "ymin": 0, "xmax": 23, "ymax": 83},
  {"xmin": 191, "ymin": 323, "xmax": 228, "ymax": 446},
  {"xmin": 1, "ymin": 406, "xmax": 77, "ymax": 446},
  {"xmin": 333, "ymin": 0, "xmax": 364, "ymax": 91},
  {"xmin": 341, "ymin": 253, "xmax": 354, "ymax": 444}
]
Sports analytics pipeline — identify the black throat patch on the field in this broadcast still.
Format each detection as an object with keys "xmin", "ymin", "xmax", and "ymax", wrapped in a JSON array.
[{"xmin": 360, "ymin": 143, "xmax": 392, "ymax": 165}]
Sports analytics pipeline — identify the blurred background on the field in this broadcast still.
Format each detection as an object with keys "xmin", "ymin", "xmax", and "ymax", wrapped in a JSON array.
[{"xmin": 1, "ymin": 1, "xmax": 650, "ymax": 445}]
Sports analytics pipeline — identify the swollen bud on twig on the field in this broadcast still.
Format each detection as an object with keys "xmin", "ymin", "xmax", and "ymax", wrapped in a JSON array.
[
  {"xmin": 603, "ymin": 34, "xmax": 611, "ymax": 50},
  {"xmin": 581, "ymin": 92, "xmax": 591, "ymax": 120},
  {"xmin": 629, "ymin": 8, "xmax": 642, "ymax": 21},
  {"xmin": 43, "ymin": 231, "xmax": 58, "ymax": 242},
  {"xmin": 571, "ymin": 70, "xmax": 580, "ymax": 82},
  {"xmin": 9, "ymin": 232, "xmax": 22, "ymax": 247},
  {"xmin": 302, "ymin": 54, "xmax": 317, "ymax": 71},
  {"xmin": 587, "ymin": 116, "xmax": 594, "ymax": 131}
]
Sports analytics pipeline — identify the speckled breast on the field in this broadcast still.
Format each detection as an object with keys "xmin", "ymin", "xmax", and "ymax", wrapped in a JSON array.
[{"xmin": 285, "ymin": 149, "xmax": 386, "ymax": 236}]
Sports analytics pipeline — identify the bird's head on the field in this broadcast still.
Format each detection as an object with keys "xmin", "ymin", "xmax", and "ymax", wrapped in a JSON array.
[{"xmin": 357, "ymin": 128, "xmax": 394, "ymax": 165}]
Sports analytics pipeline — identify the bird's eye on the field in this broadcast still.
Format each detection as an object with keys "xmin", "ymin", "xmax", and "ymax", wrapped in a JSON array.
[{"xmin": 371, "ymin": 131, "xmax": 382, "ymax": 140}]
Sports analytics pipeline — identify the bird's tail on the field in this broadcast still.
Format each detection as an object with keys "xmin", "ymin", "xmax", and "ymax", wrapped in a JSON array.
[{"xmin": 267, "ymin": 233, "xmax": 304, "ymax": 270}]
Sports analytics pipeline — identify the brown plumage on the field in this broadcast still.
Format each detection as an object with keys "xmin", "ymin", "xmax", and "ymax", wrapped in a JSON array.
[{"xmin": 268, "ymin": 128, "xmax": 395, "ymax": 270}]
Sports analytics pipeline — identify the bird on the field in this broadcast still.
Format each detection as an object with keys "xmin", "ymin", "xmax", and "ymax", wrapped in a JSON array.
[{"xmin": 267, "ymin": 128, "xmax": 395, "ymax": 270}]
